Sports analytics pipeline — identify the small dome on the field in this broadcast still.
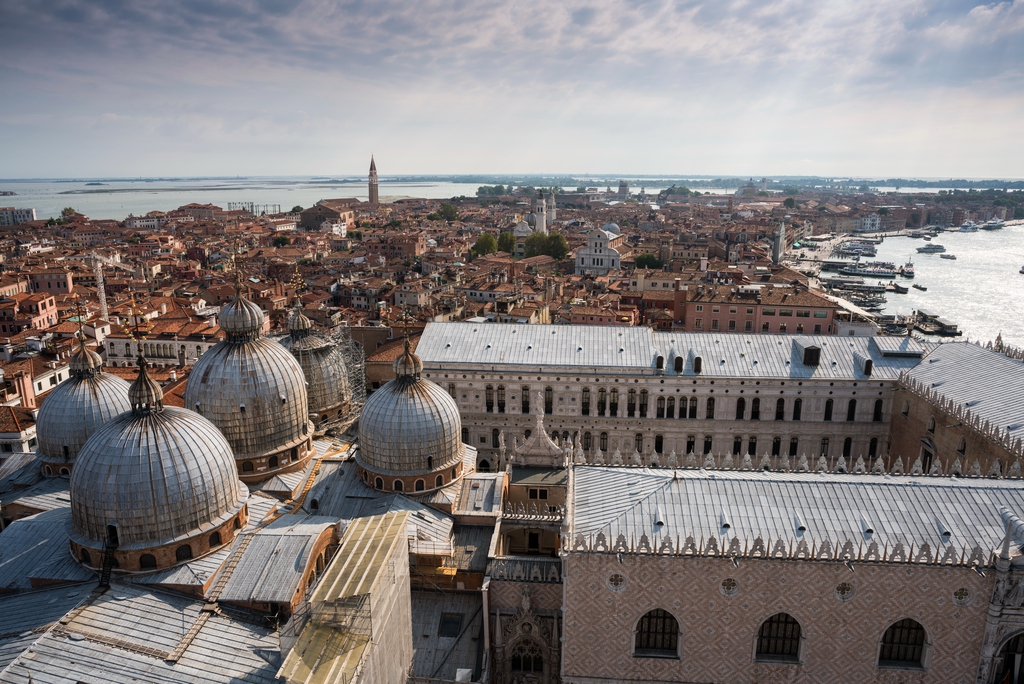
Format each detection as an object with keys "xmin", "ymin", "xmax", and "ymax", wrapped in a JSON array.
[
  {"xmin": 218, "ymin": 289, "xmax": 265, "ymax": 340},
  {"xmin": 36, "ymin": 369, "xmax": 131, "ymax": 462},
  {"xmin": 280, "ymin": 322, "xmax": 350, "ymax": 421},
  {"xmin": 69, "ymin": 405, "xmax": 246, "ymax": 551},
  {"xmin": 603, "ymin": 222, "xmax": 620, "ymax": 234},
  {"xmin": 358, "ymin": 343, "xmax": 462, "ymax": 475},
  {"xmin": 288, "ymin": 304, "xmax": 313, "ymax": 334},
  {"xmin": 69, "ymin": 345, "xmax": 103, "ymax": 377},
  {"xmin": 128, "ymin": 358, "xmax": 163, "ymax": 411}
]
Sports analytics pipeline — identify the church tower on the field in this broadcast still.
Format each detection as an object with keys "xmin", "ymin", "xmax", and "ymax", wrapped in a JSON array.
[{"xmin": 368, "ymin": 155, "xmax": 379, "ymax": 205}]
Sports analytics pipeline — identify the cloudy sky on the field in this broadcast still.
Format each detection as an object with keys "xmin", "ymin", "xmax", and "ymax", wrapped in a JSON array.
[{"xmin": 1, "ymin": 0, "xmax": 1022, "ymax": 178}]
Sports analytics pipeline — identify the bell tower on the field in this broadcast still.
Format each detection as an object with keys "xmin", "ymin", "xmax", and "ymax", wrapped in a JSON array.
[{"xmin": 368, "ymin": 155, "xmax": 379, "ymax": 205}]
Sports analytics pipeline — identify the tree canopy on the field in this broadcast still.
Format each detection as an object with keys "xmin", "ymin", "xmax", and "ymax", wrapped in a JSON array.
[
  {"xmin": 473, "ymin": 233, "xmax": 498, "ymax": 255},
  {"xmin": 497, "ymin": 231, "xmax": 516, "ymax": 253},
  {"xmin": 524, "ymin": 231, "xmax": 569, "ymax": 260},
  {"xmin": 272, "ymin": 236, "xmax": 291, "ymax": 247},
  {"xmin": 783, "ymin": 197, "xmax": 796, "ymax": 209},
  {"xmin": 427, "ymin": 202, "xmax": 459, "ymax": 222},
  {"xmin": 291, "ymin": 205, "xmax": 303, "ymax": 212},
  {"xmin": 634, "ymin": 253, "xmax": 662, "ymax": 269}
]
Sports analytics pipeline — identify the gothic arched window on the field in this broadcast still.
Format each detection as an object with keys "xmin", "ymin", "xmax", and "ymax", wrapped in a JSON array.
[
  {"xmin": 873, "ymin": 399, "xmax": 884, "ymax": 422},
  {"xmin": 583, "ymin": 432, "xmax": 592, "ymax": 451},
  {"xmin": 879, "ymin": 619, "xmax": 926, "ymax": 668},
  {"xmin": 824, "ymin": 398, "xmax": 834, "ymax": 421},
  {"xmin": 599, "ymin": 432, "xmax": 608, "ymax": 451},
  {"xmin": 634, "ymin": 608, "xmax": 679, "ymax": 658},
  {"xmin": 510, "ymin": 640, "xmax": 544, "ymax": 674},
  {"xmin": 735, "ymin": 397, "xmax": 746, "ymax": 420},
  {"xmin": 847, "ymin": 399, "xmax": 857, "ymax": 422},
  {"xmin": 757, "ymin": 613, "xmax": 801, "ymax": 663}
]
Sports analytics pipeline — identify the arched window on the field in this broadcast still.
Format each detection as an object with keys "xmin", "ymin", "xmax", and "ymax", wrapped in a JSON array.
[
  {"xmin": 733, "ymin": 436, "xmax": 743, "ymax": 456},
  {"xmin": 510, "ymin": 640, "xmax": 544, "ymax": 674},
  {"xmin": 756, "ymin": 613, "xmax": 801, "ymax": 663},
  {"xmin": 551, "ymin": 430, "xmax": 560, "ymax": 442},
  {"xmin": 751, "ymin": 397, "xmax": 760, "ymax": 420},
  {"xmin": 581, "ymin": 387, "xmax": 590, "ymax": 416},
  {"xmin": 656, "ymin": 355, "xmax": 664, "ymax": 369},
  {"xmin": 820, "ymin": 438, "xmax": 830, "ymax": 456},
  {"xmin": 705, "ymin": 397, "xmax": 715, "ymax": 420},
  {"xmin": 427, "ymin": 455, "xmax": 434, "ymax": 470},
  {"xmin": 693, "ymin": 356, "xmax": 702, "ymax": 374},
  {"xmin": 375, "ymin": 477, "xmax": 383, "ymax": 490},
  {"xmin": 415, "ymin": 479, "xmax": 425, "ymax": 491},
  {"xmin": 772, "ymin": 436, "xmax": 781, "ymax": 456},
  {"xmin": 394, "ymin": 479, "xmax": 403, "ymax": 492},
  {"xmin": 639, "ymin": 390, "xmax": 649, "ymax": 418},
  {"xmin": 957, "ymin": 437, "xmax": 966, "ymax": 456},
  {"xmin": 544, "ymin": 387, "xmax": 553, "ymax": 415},
  {"xmin": 492, "ymin": 429, "xmax": 500, "ymax": 449},
  {"xmin": 997, "ymin": 632, "xmax": 1024, "ymax": 683},
  {"xmin": 775, "ymin": 398, "xmax": 785, "ymax": 421},
  {"xmin": 703, "ymin": 436, "xmax": 713, "ymax": 454},
  {"xmin": 666, "ymin": 397, "xmax": 675, "ymax": 419},
  {"xmin": 210, "ymin": 531, "xmax": 221, "ymax": 547},
  {"xmin": 926, "ymin": 416, "xmax": 936, "ymax": 433},
  {"xmin": 869, "ymin": 437, "xmax": 878, "ymax": 458},
  {"xmin": 81, "ymin": 548, "xmax": 92, "ymax": 565},
  {"xmin": 846, "ymin": 399, "xmax": 857, "ymax": 422},
  {"xmin": 656, "ymin": 396, "xmax": 666, "ymax": 419},
  {"xmin": 269, "ymin": 455, "xmax": 279, "ymax": 469},
  {"xmin": 175, "ymin": 545, "xmax": 193, "ymax": 562},
  {"xmin": 901, "ymin": 400, "xmax": 910, "ymax": 417},
  {"xmin": 599, "ymin": 432, "xmax": 608, "ymax": 451},
  {"xmin": 436, "ymin": 474, "xmax": 444, "ymax": 488},
  {"xmin": 792, "ymin": 398, "xmax": 802, "ymax": 421},
  {"xmin": 824, "ymin": 398, "xmax": 834, "ymax": 421},
  {"xmin": 310, "ymin": 498, "xmax": 319, "ymax": 511},
  {"xmin": 609, "ymin": 388, "xmax": 619, "ymax": 417},
  {"xmin": 60, "ymin": 467, "xmax": 69, "ymax": 476},
  {"xmin": 521, "ymin": 387, "xmax": 530, "ymax": 414},
  {"xmin": 461, "ymin": 427, "xmax": 469, "ymax": 444},
  {"xmin": 843, "ymin": 437, "xmax": 852, "ymax": 458},
  {"xmin": 735, "ymin": 398, "xmax": 746, "ymax": 420},
  {"xmin": 674, "ymin": 356, "xmax": 683, "ymax": 372},
  {"xmin": 485, "ymin": 385, "xmax": 494, "ymax": 413},
  {"xmin": 583, "ymin": 432, "xmax": 592, "ymax": 450},
  {"xmin": 635, "ymin": 433, "xmax": 644, "ymax": 452},
  {"xmin": 879, "ymin": 619, "xmax": 926, "ymax": 668},
  {"xmin": 478, "ymin": 460, "xmax": 490, "ymax": 473},
  {"xmin": 234, "ymin": 517, "xmax": 242, "ymax": 530},
  {"xmin": 140, "ymin": 553, "xmax": 157, "ymax": 570},
  {"xmin": 686, "ymin": 435, "xmax": 696, "ymax": 453},
  {"xmin": 655, "ymin": 435, "xmax": 664, "ymax": 454},
  {"xmin": 597, "ymin": 387, "xmax": 607, "ymax": 416},
  {"xmin": 497, "ymin": 385, "xmax": 506, "ymax": 413},
  {"xmin": 688, "ymin": 396, "xmax": 698, "ymax": 419},
  {"xmin": 634, "ymin": 609, "xmax": 679, "ymax": 658},
  {"xmin": 748, "ymin": 436, "xmax": 757, "ymax": 454},
  {"xmin": 627, "ymin": 389, "xmax": 637, "ymax": 417},
  {"xmin": 873, "ymin": 399, "xmax": 884, "ymax": 422},
  {"xmin": 242, "ymin": 461, "xmax": 254, "ymax": 473}
]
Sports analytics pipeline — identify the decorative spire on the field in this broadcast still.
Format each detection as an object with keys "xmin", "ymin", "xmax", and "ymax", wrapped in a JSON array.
[
  {"xmin": 69, "ymin": 296, "xmax": 103, "ymax": 377},
  {"xmin": 123, "ymin": 294, "xmax": 162, "ymax": 413}
]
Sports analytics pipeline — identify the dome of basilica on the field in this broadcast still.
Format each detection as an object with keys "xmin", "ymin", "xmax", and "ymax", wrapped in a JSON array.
[
  {"xmin": 602, "ymin": 222, "xmax": 621, "ymax": 234},
  {"xmin": 69, "ymin": 357, "xmax": 247, "ymax": 568},
  {"xmin": 36, "ymin": 338, "xmax": 132, "ymax": 470},
  {"xmin": 184, "ymin": 287, "xmax": 313, "ymax": 480},
  {"xmin": 279, "ymin": 302, "xmax": 350, "ymax": 430},
  {"xmin": 356, "ymin": 338, "xmax": 463, "ymax": 491}
]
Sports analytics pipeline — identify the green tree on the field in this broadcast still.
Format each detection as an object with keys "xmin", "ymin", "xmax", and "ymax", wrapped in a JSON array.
[
  {"xmin": 497, "ymin": 231, "xmax": 516, "ymax": 253},
  {"xmin": 878, "ymin": 207, "xmax": 890, "ymax": 216},
  {"xmin": 291, "ymin": 205, "xmax": 303, "ymax": 212},
  {"xmin": 473, "ymin": 233, "xmax": 498, "ymax": 255},
  {"xmin": 272, "ymin": 236, "xmax": 291, "ymax": 247},
  {"xmin": 546, "ymin": 232, "xmax": 569, "ymax": 260},
  {"xmin": 435, "ymin": 203, "xmax": 459, "ymax": 222},
  {"xmin": 635, "ymin": 253, "xmax": 662, "ymax": 269},
  {"xmin": 61, "ymin": 207, "xmax": 76, "ymax": 217},
  {"xmin": 783, "ymin": 197, "xmax": 796, "ymax": 209},
  {"xmin": 523, "ymin": 232, "xmax": 548, "ymax": 258}
]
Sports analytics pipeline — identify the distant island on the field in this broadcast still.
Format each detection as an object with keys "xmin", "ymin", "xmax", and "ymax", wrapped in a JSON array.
[
  {"xmin": 84, "ymin": 182, "xmax": 107, "ymax": 186},
  {"xmin": 0, "ymin": 190, "xmax": 15, "ymax": 196}
]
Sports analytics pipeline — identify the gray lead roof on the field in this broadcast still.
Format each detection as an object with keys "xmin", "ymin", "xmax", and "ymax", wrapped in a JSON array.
[
  {"xmin": 571, "ymin": 466, "xmax": 1024, "ymax": 554},
  {"xmin": 416, "ymin": 322, "xmax": 926, "ymax": 379}
]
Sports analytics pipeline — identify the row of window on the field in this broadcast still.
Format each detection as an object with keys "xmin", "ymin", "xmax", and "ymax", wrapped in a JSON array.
[
  {"xmin": 692, "ymin": 306, "xmax": 830, "ymax": 318},
  {"xmin": 634, "ymin": 609, "xmax": 926, "ymax": 668},
  {"xmin": 693, "ymin": 319, "xmax": 827, "ymax": 334},
  {"xmin": 466, "ymin": 384, "xmax": 885, "ymax": 425}
]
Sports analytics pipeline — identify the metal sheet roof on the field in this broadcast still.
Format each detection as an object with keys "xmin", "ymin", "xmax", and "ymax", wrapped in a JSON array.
[
  {"xmin": 907, "ymin": 342, "xmax": 1024, "ymax": 441},
  {"xmin": 0, "ymin": 508, "xmax": 78, "ymax": 592},
  {"xmin": 572, "ymin": 466, "xmax": 1024, "ymax": 558},
  {"xmin": 417, "ymin": 322, "xmax": 924, "ymax": 380}
]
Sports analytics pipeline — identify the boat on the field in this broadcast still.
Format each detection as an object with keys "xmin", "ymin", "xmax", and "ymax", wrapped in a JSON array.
[
  {"xmin": 913, "ymin": 284, "xmax": 927, "ymax": 291},
  {"xmin": 917, "ymin": 244, "xmax": 946, "ymax": 253},
  {"xmin": 922, "ymin": 236, "xmax": 931, "ymax": 241},
  {"xmin": 939, "ymin": 254, "xmax": 957, "ymax": 260},
  {"xmin": 982, "ymin": 219, "xmax": 1004, "ymax": 230},
  {"xmin": 900, "ymin": 260, "xmax": 915, "ymax": 278},
  {"xmin": 891, "ymin": 283, "xmax": 909, "ymax": 294},
  {"xmin": 960, "ymin": 221, "xmax": 978, "ymax": 232},
  {"xmin": 840, "ymin": 266, "xmax": 898, "ymax": 278},
  {"xmin": 1020, "ymin": 266, "xmax": 1024, "ymax": 274}
]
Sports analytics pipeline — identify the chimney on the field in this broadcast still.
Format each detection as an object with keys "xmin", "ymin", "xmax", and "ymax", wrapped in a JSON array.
[{"xmin": 14, "ymin": 372, "xmax": 36, "ymax": 409}]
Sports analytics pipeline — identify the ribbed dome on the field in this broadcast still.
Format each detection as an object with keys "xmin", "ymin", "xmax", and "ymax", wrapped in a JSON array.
[
  {"xmin": 603, "ymin": 222, "xmax": 620, "ymax": 234},
  {"xmin": 128, "ymin": 358, "xmax": 164, "ymax": 411},
  {"xmin": 36, "ymin": 370, "xmax": 131, "ymax": 462},
  {"xmin": 280, "ymin": 326, "xmax": 350, "ymax": 420},
  {"xmin": 69, "ymin": 345, "xmax": 104, "ymax": 377},
  {"xmin": 219, "ymin": 289, "xmax": 265, "ymax": 341},
  {"xmin": 288, "ymin": 304, "xmax": 313, "ymax": 334},
  {"xmin": 69, "ymin": 406, "xmax": 247, "ymax": 551},
  {"xmin": 185, "ymin": 335, "xmax": 310, "ymax": 461},
  {"xmin": 358, "ymin": 345, "xmax": 462, "ymax": 474}
]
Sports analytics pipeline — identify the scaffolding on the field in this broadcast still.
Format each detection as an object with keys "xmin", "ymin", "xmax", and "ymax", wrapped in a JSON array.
[{"xmin": 227, "ymin": 202, "xmax": 282, "ymax": 216}]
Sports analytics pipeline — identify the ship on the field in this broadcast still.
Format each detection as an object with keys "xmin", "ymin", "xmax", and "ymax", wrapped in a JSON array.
[
  {"xmin": 982, "ymin": 219, "xmax": 1005, "ymax": 230},
  {"xmin": 900, "ymin": 260, "xmax": 915, "ymax": 278},
  {"xmin": 960, "ymin": 221, "xmax": 978, "ymax": 232},
  {"xmin": 917, "ymin": 244, "xmax": 946, "ymax": 253},
  {"xmin": 939, "ymin": 254, "xmax": 957, "ymax": 260},
  {"xmin": 913, "ymin": 283, "xmax": 927, "ymax": 291},
  {"xmin": 839, "ymin": 265, "xmax": 898, "ymax": 278}
]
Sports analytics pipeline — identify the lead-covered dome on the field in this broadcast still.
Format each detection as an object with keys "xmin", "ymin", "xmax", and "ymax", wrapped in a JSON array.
[
  {"xmin": 357, "ymin": 339, "xmax": 463, "ymax": 486},
  {"xmin": 279, "ymin": 302, "xmax": 350, "ymax": 431},
  {"xmin": 185, "ymin": 287, "xmax": 312, "ymax": 480},
  {"xmin": 69, "ymin": 358, "xmax": 247, "ymax": 565},
  {"xmin": 36, "ymin": 338, "xmax": 131, "ymax": 468}
]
